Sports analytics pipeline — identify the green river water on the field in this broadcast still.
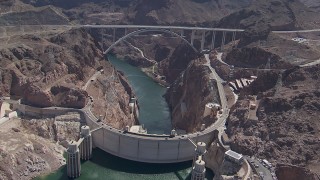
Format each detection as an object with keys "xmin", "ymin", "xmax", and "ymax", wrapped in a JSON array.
[{"xmin": 35, "ymin": 56, "xmax": 214, "ymax": 180}]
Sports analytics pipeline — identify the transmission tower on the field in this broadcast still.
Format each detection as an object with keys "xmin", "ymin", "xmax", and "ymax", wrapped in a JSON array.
[{"xmin": 104, "ymin": 69, "xmax": 118, "ymax": 105}]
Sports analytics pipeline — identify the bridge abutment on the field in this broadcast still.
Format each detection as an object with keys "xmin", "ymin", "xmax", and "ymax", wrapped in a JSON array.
[
  {"xmin": 180, "ymin": 29, "xmax": 184, "ymax": 37},
  {"xmin": 211, "ymin": 31, "xmax": 216, "ymax": 50},
  {"xmin": 221, "ymin": 31, "xmax": 226, "ymax": 51},
  {"xmin": 191, "ymin": 30, "xmax": 195, "ymax": 46},
  {"xmin": 201, "ymin": 31, "xmax": 206, "ymax": 51},
  {"xmin": 232, "ymin": 31, "xmax": 236, "ymax": 47}
]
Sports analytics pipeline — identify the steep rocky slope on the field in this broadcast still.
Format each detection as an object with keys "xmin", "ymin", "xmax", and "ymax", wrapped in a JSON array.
[
  {"xmin": 165, "ymin": 57, "xmax": 221, "ymax": 132},
  {"xmin": 299, "ymin": 0, "xmax": 320, "ymax": 11},
  {"xmin": 276, "ymin": 164, "xmax": 320, "ymax": 180},
  {"xmin": 86, "ymin": 60, "xmax": 137, "ymax": 129},
  {"xmin": 20, "ymin": 0, "xmax": 252, "ymax": 25},
  {"xmin": 218, "ymin": 0, "xmax": 320, "ymax": 30},
  {"xmin": 0, "ymin": 26, "xmax": 136, "ymax": 129},
  {"xmin": 1, "ymin": 0, "xmax": 320, "ymax": 179},
  {"xmin": 227, "ymin": 65, "xmax": 320, "ymax": 178},
  {"xmin": 0, "ymin": 29, "xmax": 101, "ymax": 108},
  {"xmin": 0, "ymin": 112, "xmax": 82, "ymax": 180},
  {"xmin": 0, "ymin": 7, "xmax": 69, "ymax": 25},
  {"xmin": 222, "ymin": 29, "xmax": 320, "ymax": 71}
]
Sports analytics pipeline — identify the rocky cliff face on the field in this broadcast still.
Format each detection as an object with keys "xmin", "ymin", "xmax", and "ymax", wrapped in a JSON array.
[
  {"xmin": 21, "ymin": 112, "xmax": 82, "ymax": 147},
  {"xmin": 0, "ymin": 28, "xmax": 102, "ymax": 108},
  {"xmin": 18, "ymin": 0, "xmax": 253, "ymax": 26},
  {"xmin": 227, "ymin": 65, "xmax": 320, "ymax": 177},
  {"xmin": 276, "ymin": 164, "xmax": 320, "ymax": 180},
  {"xmin": 224, "ymin": 31, "xmax": 320, "ymax": 69},
  {"xmin": 0, "ymin": 112, "xmax": 82, "ymax": 180},
  {"xmin": 165, "ymin": 57, "xmax": 220, "ymax": 132},
  {"xmin": 217, "ymin": 0, "xmax": 320, "ymax": 30},
  {"xmin": 299, "ymin": 0, "xmax": 320, "ymax": 12},
  {"xmin": 86, "ymin": 61, "xmax": 137, "ymax": 130},
  {"xmin": 160, "ymin": 43, "xmax": 199, "ymax": 83}
]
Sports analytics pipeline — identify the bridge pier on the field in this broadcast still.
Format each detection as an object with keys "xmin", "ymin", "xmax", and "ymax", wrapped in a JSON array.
[
  {"xmin": 67, "ymin": 141, "xmax": 81, "ymax": 179},
  {"xmin": 232, "ymin": 31, "xmax": 236, "ymax": 46},
  {"xmin": 221, "ymin": 31, "xmax": 226, "ymax": 51},
  {"xmin": 211, "ymin": 31, "xmax": 216, "ymax": 50},
  {"xmin": 191, "ymin": 156, "xmax": 206, "ymax": 180},
  {"xmin": 191, "ymin": 30, "xmax": 195, "ymax": 46},
  {"xmin": 201, "ymin": 31, "xmax": 206, "ymax": 51},
  {"xmin": 80, "ymin": 126, "xmax": 92, "ymax": 160},
  {"xmin": 180, "ymin": 29, "xmax": 184, "ymax": 37},
  {"xmin": 124, "ymin": 28, "xmax": 128, "ymax": 36},
  {"xmin": 101, "ymin": 31, "xmax": 105, "ymax": 52},
  {"xmin": 113, "ymin": 28, "xmax": 116, "ymax": 42}
]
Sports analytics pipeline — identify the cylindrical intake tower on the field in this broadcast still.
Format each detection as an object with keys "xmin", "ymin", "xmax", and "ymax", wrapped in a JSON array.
[
  {"xmin": 67, "ymin": 141, "xmax": 81, "ymax": 178},
  {"xmin": 80, "ymin": 125, "xmax": 92, "ymax": 160}
]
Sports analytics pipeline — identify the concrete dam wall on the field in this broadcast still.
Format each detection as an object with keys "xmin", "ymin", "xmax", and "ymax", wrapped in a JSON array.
[{"xmin": 84, "ymin": 109, "xmax": 215, "ymax": 163}]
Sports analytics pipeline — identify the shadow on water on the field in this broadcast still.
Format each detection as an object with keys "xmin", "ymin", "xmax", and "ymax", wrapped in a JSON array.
[
  {"xmin": 89, "ymin": 149, "xmax": 190, "ymax": 174},
  {"xmin": 35, "ymin": 148, "xmax": 214, "ymax": 180}
]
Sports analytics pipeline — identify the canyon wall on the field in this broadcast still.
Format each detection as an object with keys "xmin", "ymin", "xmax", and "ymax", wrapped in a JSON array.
[
  {"xmin": 227, "ymin": 65, "xmax": 320, "ymax": 178},
  {"xmin": 165, "ymin": 57, "xmax": 221, "ymax": 133}
]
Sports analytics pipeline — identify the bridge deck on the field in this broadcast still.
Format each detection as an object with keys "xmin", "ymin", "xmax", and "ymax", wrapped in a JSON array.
[{"xmin": 2, "ymin": 24, "xmax": 320, "ymax": 33}]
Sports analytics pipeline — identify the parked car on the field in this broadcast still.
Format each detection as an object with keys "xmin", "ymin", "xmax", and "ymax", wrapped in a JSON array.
[{"xmin": 255, "ymin": 163, "xmax": 259, "ymax": 168}]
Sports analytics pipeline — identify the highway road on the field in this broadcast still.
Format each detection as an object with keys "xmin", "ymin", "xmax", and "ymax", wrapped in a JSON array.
[
  {"xmin": 2, "ymin": 24, "xmax": 320, "ymax": 34},
  {"xmin": 204, "ymin": 53, "xmax": 229, "ymax": 130},
  {"xmin": 0, "ymin": 24, "xmax": 244, "ymax": 32},
  {"xmin": 82, "ymin": 70, "xmax": 103, "ymax": 90},
  {"xmin": 245, "ymin": 156, "xmax": 275, "ymax": 180},
  {"xmin": 273, "ymin": 29, "xmax": 320, "ymax": 33}
]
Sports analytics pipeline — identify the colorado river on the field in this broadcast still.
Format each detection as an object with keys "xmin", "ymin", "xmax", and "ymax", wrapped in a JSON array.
[
  {"xmin": 35, "ymin": 56, "xmax": 214, "ymax": 179},
  {"xmin": 108, "ymin": 55, "xmax": 172, "ymax": 135}
]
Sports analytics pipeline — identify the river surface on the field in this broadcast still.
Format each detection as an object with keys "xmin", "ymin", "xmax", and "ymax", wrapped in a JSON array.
[
  {"xmin": 35, "ymin": 148, "xmax": 214, "ymax": 180},
  {"xmin": 108, "ymin": 55, "xmax": 172, "ymax": 135},
  {"xmin": 35, "ymin": 56, "xmax": 214, "ymax": 180}
]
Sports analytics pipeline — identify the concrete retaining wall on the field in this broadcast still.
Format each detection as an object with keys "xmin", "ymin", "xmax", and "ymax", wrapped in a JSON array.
[
  {"xmin": 13, "ymin": 104, "xmax": 80, "ymax": 117},
  {"xmin": 242, "ymin": 159, "xmax": 252, "ymax": 180}
]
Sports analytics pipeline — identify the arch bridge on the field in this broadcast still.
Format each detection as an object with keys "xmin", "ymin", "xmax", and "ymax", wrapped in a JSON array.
[{"xmin": 81, "ymin": 25, "xmax": 244, "ymax": 54}]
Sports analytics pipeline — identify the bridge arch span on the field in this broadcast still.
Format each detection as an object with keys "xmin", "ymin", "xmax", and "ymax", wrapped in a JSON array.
[{"xmin": 103, "ymin": 29, "xmax": 198, "ymax": 55}]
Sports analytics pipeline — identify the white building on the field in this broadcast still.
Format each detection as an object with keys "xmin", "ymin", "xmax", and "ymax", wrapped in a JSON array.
[{"xmin": 224, "ymin": 150, "xmax": 243, "ymax": 165}]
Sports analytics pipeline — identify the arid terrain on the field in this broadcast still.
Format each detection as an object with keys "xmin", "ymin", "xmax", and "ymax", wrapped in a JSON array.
[
  {"xmin": 227, "ymin": 65, "xmax": 320, "ymax": 177},
  {"xmin": 0, "ymin": 0, "xmax": 319, "ymax": 179},
  {"xmin": 0, "ymin": 112, "xmax": 81, "ymax": 180}
]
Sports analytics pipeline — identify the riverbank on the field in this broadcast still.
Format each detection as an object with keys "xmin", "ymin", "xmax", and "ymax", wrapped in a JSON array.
[{"xmin": 141, "ymin": 68, "xmax": 170, "ymax": 87}]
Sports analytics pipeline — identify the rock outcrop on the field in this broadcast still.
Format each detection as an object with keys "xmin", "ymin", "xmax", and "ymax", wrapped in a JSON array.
[
  {"xmin": 217, "ymin": 0, "xmax": 320, "ymax": 30},
  {"xmin": 86, "ymin": 61, "xmax": 137, "ymax": 129},
  {"xmin": 0, "ymin": 29, "xmax": 104, "ymax": 108},
  {"xmin": 276, "ymin": 164, "xmax": 320, "ymax": 180},
  {"xmin": 227, "ymin": 65, "xmax": 320, "ymax": 177},
  {"xmin": 166, "ymin": 57, "xmax": 220, "ymax": 132},
  {"xmin": 0, "ymin": 112, "xmax": 83, "ymax": 180}
]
